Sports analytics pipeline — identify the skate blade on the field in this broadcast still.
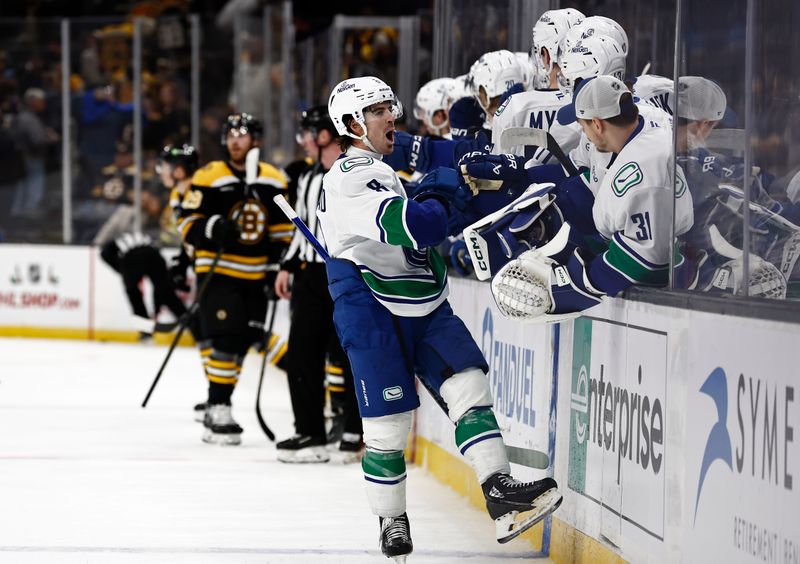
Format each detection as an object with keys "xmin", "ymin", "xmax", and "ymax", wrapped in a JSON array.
[
  {"xmin": 202, "ymin": 429, "xmax": 242, "ymax": 446},
  {"xmin": 276, "ymin": 447, "xmax": 330, "ymax": 464},
  {"xmin": 495, "ymin": 488, "xmax": 562, "ymax": 544},
  {"xmin": 391, "ymin": 555, "xmax": 407, "ymax": 563}
]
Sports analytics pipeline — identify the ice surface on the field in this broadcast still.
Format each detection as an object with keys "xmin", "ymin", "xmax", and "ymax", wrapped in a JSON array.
[{"xmin": 0, "ymin": 338, "xmax": 542, "ymax": 563}]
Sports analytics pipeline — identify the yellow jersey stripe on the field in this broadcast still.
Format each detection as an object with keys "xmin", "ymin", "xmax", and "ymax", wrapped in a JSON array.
[{"xmin": 194, "ymin": 250, "xmax": 267, "ymax": 265}]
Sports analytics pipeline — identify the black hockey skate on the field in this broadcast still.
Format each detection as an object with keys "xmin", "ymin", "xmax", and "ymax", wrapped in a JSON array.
[
  {"xmin": 193, "ymin": 401, "xmax": 207, "ymax": 423},
  {"xmin": 276, "ymin": 434, "xmax": 330, "ymax": 463},
  {"xmin": 481, "ymin": 473, "xmax": 562, "ymax": 543},
  {"xmin": 202, "ymin": 404, "xmax": 242, "ymax": 446},
  {"xmin": 379, "ymin": 513, "xmax": 413, "ymax": 563}
]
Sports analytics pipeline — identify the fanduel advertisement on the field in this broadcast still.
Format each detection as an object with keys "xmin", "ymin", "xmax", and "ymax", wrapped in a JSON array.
[
  {"xmin": 568, "ymin": 316, "xmax": 668, "ymax": 545},
  {"xmin": 446, "ymin": 279, "xmax": 552, "ymax": 454},
  {"xmin": 686, "ymin": 317, "xmax": 800, "ymax": 563}
]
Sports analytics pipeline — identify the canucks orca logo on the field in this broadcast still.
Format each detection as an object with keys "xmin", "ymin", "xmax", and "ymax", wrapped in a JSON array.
[{"xmin": 693, "ymin": 367, "xmax": 733, "ymax": 525}]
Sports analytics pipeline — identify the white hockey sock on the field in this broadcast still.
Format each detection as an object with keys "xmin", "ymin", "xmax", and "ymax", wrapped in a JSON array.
[
  {"xmin": 362, "ymin": 449, "xmax": 407, "ymax": 517},
  {"xmin": 440, "ymin": 369, "xmax": 511, "ymax": 483},
  {"xmin": 455, "ymin": 408, "xmax": 510, "ymax": 483}
]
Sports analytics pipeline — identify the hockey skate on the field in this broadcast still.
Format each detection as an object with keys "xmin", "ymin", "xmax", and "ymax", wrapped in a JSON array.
[
  {"xmin": 276, "ymin": 434, "xmax": 330, "ymax": 463},
  {"xmin": 193, "ymin": 401, "xmax": 207, "ymax": 423},
  {"xmin": 331, "ymin": 432, "xmax": 364, "ymax": 464},
  {"xmin": 481, "ymin": 473, "xmax": 562, "ymax": 543},
  {"xmin": 202, "ymin": 404, "xmax": 242, "ymax": 445},
  {"xmin": 379, "ymin": 513, "xmax": 412, "ymax": 563}
]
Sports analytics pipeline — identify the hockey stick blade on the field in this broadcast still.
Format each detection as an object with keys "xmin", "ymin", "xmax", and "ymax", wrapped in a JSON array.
[
  {"xmin": 499, "ymin": 127, "xmax": 579, "ymax": 176},
  {"xmin": 245, "ymin": 148, "xmax": 260, "ymax": 185},
  {"xmin": 254, "ymin": 300, "xmax": 277, "ymax": 441}
]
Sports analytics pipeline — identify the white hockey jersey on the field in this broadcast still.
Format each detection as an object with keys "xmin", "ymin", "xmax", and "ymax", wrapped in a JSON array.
[
  {"xmin": 593, "ymin": 121, "xmax": 694, "ymax": 284},
  {"xmin": 317, "ymin": 146, "xmax": 449, "ymax": 317},
  {"xmin": 491, "ymin": 89, "xmax": 581, "ymax": 165},
  {"xmin": 631, "ymin": 74, "xmax": 674, "ymax": 115},
  {"xmin": 569, "ymin": 103, "xmax": 673, "ymax": 196}
]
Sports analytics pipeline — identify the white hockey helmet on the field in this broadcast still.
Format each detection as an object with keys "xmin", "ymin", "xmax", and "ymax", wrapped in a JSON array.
[
  {"xmin": 531, "ymin": 8, "xmax": 586, "ymax": 76},
  {"xmin": 514, "ymin": 52, "xmax": 537, "ymax": 91},
  {"xmin": 328, "ymin": 76, "xmax": 404, "ymax": 141},
  {"xmin": 467, "ymin": 50, "xmax": 525, "ymax": 111},
  {"xmin": 557, "ymin": 35, "xmax": 627, "ymax": 95},
  {"xmin": 558, "ymin": 16, "xmax": 630, "ymax": 64},
  {"xmin": 447, "ymin": 74, "xmax": 473, "ymax": 102},
  {"xmin": 413, "ymin": 77, "xmax": 457, "ymax": 134}
]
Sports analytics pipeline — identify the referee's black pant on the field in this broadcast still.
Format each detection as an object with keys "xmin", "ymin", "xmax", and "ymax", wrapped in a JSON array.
[{"xmin": 287, "ymin": 263, "xmax": 362, "ymax": 439}]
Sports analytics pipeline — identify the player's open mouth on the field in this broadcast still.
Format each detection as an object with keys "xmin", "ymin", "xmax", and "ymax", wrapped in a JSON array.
[{"xmin": 385, "ymin": 130, "xmax": 395, "ymax": 143}]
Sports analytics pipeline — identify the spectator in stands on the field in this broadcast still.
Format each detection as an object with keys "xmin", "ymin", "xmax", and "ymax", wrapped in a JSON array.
[
  {"xmin": 11, "ymin": 88, "xmax": 58, "ymax": 219},
  {"xmin": 78, "ymin": 82, "xmax": 133, "ymax": 198}
]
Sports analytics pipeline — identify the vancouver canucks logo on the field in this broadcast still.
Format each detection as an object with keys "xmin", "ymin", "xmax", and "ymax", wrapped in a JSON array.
[
  {"xmin": 612, "ymin": 162, "xmax": 643, "ymax": 196},
  {"xmin": 675, "ymin": 171, "xmax": 688, "ymax": 198},
  {"xmin": 693, "ymin": 367, "xmax": 733, "ymax": 525},
  {"xmin": 340, "ymin": 156, "xmax": 374, "ymax": 172}
]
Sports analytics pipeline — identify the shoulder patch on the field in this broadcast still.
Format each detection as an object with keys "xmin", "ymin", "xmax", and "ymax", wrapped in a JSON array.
[
  {"xmin": 340, "ymin": 156, "xmax": 374, "ymax": 172},
  {"xmin": 191, "ymin": 161, "xmax": 230, "ymax": 187},
  {"xmin": 612, "ymin": 162, "xmax": 644, "ymax": 197}
]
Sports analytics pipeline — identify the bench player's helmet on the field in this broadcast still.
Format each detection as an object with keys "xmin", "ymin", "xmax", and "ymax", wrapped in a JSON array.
[
  {"xmin": 557, "ymin": 35, "xmax": 626, "ymax": 96},
  {"xmin": 531, "ymin": 8, "xmax": 585, "ymax": 76}
]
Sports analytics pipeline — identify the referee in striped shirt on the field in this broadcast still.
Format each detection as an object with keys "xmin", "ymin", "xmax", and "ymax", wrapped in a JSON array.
[{"xmin": 274, "ymin": 106, "xmax": 363, "ymax": 462}]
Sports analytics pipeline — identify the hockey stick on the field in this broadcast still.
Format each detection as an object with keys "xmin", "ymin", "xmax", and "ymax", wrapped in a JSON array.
[
  {"xmin": 254, "ymin": 296, "xmax": 277, "ymax": 441},
  {"xmin": 273, "ymin": 195, "xmax": 330, "ymax": 260},
  {"xmin": 499, "ymin": 127, "xmax": 579, "ymax": 176},
  {"xmin": 141, "ymin": 148, "xmax": 261, "ymax": 408}
]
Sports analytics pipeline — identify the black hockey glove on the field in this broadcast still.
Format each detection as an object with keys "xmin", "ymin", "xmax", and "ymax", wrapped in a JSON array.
[
  {"xmin": 168, "ymin": 252, "xmax": 191, "ymax": 292},
  {"xmin": 205, "ymin": 215, "xmax": 241, "ymax": 248}
]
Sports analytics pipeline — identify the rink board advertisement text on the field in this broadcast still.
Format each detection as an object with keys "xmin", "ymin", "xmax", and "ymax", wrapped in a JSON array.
[
  {"xmin": 414, "ymin": 278, "xmax": 553, "ymax": 477},
  {"xmin": 685, "ymin": 316, "xmax": 800, "ymax": 564},
  {"xmin": 0, "ymin": 245, "xmax": 89, "ymax": 328},
  {"xmin": 568, "ymin": 315, "xmax": 668, "ymax": 546}
]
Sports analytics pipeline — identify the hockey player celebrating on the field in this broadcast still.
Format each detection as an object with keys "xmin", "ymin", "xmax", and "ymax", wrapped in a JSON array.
[
  {"xmin": 491, "ymin": 76, "xmax": 694, "ymax": 321},
  {"xmin": 178, "ymin": 113, "xmax": 292, "ymax": 445},
  {"xmin": 319, "ymin": 76, "xmax": 562, "ymax": 562}
]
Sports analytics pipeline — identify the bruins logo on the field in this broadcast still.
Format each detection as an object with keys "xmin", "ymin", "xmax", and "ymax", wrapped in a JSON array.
[{"xmin": 229, "ymin": 200, "xmax": 267, "ymax": 245}]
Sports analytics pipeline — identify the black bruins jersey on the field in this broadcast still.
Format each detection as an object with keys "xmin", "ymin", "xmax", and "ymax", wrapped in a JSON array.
[{"xmin": 178, "ymin": 160, "xmax": 293, "ymax": 281}]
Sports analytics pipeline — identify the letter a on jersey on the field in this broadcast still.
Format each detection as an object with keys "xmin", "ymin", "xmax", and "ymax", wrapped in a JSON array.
[{"xmin": 612, "ymin": 162, "xmax": 643, "ymax": 197}]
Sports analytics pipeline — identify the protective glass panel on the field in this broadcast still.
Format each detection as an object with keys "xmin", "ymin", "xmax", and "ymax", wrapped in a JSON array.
[
  {"xmin": 747, "ymin": 0, "xmax": 800, "ymax": 300},
  {"xmin": 441, "ymin": 0, "xmax": 510, "ymax": 78},
  {"xmin": 0, "ymin": 19, "xmax": 64, "ymax": 243},
  {"xmin": 672, "ymin": 1, "xmax": 750, "ymax": 298}
]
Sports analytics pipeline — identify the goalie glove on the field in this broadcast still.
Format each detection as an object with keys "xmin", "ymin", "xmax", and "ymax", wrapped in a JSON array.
[
  {"xmin": 462, "ymin": 183, "xmax": 563, "ymax": 280},
  {"xmin": 491, "ymin": 224, "xmax": 604, "ymax": 323}
]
